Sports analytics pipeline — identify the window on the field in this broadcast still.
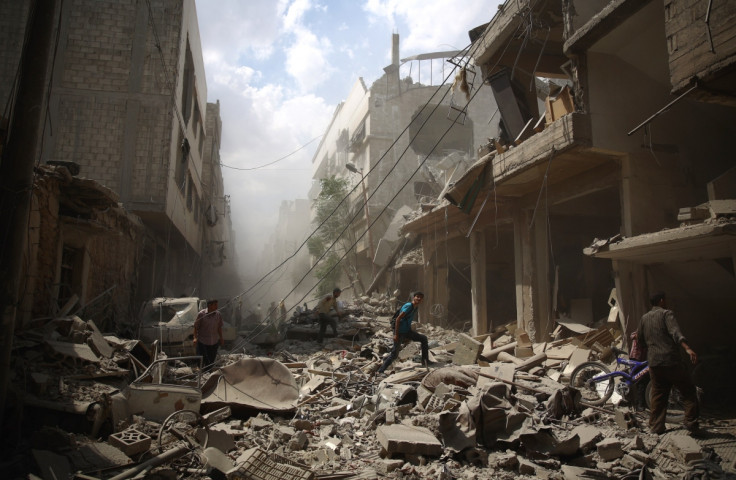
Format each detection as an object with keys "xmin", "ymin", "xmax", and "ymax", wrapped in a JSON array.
[
  {"xmin": 176, "ymin": 136, "xmax": 189, "ymax": 194},
  {"xmin": 181, "ymin": 40, "xmax": 194, "ymax": 125}
]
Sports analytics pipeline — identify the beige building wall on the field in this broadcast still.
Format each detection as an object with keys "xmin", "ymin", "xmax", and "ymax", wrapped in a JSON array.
[{"xmin": 39, "ymin": 0, "xmax": 207, "ymax": 258}]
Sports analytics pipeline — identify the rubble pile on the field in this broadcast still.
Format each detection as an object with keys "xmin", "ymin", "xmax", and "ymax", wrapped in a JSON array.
[
  {"xmin": 4, "ymin": 308, "xmax": 736, "ymax": 479},
  {"xmin": 356, "ymin": 291, "xmax": 402, "ymax": 317}
]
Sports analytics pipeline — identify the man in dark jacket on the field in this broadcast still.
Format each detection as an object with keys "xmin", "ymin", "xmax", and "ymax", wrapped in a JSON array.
[{"xmin": 636, "ymin": 292, "xmax": 699, "ymax": 434}]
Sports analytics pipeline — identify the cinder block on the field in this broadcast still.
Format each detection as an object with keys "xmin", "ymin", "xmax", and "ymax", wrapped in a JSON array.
[{"xmin": 108, "ymin": 428, "xmax": 151, "ymax": 456}]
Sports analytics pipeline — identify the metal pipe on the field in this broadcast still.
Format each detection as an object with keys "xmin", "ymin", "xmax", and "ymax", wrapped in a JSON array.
[{"xmin": 627, "ymin": 84, "xmax": 698, "ymax": 136}]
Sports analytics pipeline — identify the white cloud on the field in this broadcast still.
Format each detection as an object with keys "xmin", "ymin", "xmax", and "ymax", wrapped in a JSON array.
[
  {"xmin": 363, "ymin": 0, "xmax": 498, "ymax": 53},
  {"xmin": 196, "ymin": 0, "xmax": 287, "ymax": 60},
  {"xmin": 194, "ymin": 0, "xmax": 501, "ymax": 274},
  {"xmin": 284, "ymin": 27, "xmax": 335, "ymax": 92}
]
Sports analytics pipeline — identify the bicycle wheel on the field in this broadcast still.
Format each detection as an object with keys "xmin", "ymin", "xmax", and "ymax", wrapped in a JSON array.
[
  {"xmin": 645, "ymin": 380, "xmax": 686, "ymax": 423},
  {"xmin": 570, "ymin": 362, "xmax": 613, "ymax": 406}
]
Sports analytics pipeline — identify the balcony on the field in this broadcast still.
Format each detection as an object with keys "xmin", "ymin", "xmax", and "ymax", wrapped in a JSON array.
[{"xmin": 489, "ymin": 112, "xmax": 622, "ymax": 198}]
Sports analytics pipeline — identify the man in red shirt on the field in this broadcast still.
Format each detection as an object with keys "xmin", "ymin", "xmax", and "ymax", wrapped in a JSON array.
[{"xmin": 193, "ymin": 299, "xmax": 224, "ymax": 370}]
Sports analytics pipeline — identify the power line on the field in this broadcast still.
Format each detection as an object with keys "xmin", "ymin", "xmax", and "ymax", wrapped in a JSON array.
[
  {"xmin": 219, "ymin": 135, "xmax": 323, "ymax": 171},
  {"xmin": 226, "ymin": 2, "xmax": 542, "ymax": 341},
  {"xmin": 229, "ymin": 46, "xmax": 481, "ymax": 345}
]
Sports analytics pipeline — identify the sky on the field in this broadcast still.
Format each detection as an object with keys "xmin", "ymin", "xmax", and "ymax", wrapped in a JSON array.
[{"xmin": 194, "ymin": 0, "xmax": 503, "ymax": 276}]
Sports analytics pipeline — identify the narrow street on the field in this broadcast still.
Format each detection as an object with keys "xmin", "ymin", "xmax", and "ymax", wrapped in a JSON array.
[{"xmin": 1, "ymin": 0, "xmax": 735, "ymax": 478}]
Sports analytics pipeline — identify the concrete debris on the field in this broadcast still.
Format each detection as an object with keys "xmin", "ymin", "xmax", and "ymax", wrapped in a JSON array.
[{"xmin": 6, "ymin": 308, "xmax": 736, "ymax": 479}]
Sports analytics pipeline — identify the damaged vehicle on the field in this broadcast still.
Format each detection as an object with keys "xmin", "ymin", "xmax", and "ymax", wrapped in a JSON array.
[
  {"xmin": 111, "ymin": 356, "xmax": 203, "ymax": 426},
  {"xmin": 138, "ymin": 297, "xmax": 237, "ymax": 355}
]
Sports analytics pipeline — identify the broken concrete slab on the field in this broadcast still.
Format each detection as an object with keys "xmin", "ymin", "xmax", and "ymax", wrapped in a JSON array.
[
  {"xmin": 561, "ymin": 348, "xmax": 591, "ymax": 377},
  {"xmin": 86, "ymin": 320, "xmax": 114, "ymax": 358},
  {"xmin": 376, "ymin": 424, "xmax": 443, "ymax": 457},
  {"xmin": 45, "ymin": 340, "xmax": 100, "ymax": 364},
  {"xmin": 596, "ymin": 438, "xmax": 624, "ymax": 461},
  {"xmin": 478, "ymin": 363, "xmax": 516, "ymax": 388},
  {"xmin": 453, "ymin": 334, "xmax": 483, "ymax": 365},
  {"xmin": 670, "ymin": 433, "xmax": 703, "ymax": 463},
  {"xmin": 515, "ymin": 352, "xmax": 547, "ymax": 372},
  {"xmin": 570, "ymin": 425, "xmax": 603, "ymax": 452}
]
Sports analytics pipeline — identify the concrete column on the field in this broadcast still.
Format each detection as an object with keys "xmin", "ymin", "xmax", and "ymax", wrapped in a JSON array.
[
  {"xmin": 533, "ymin": 209, "xmax": 551, "ymax": 341},
  {"xmin": 470, "ymin": 230, "xmax": 488, "ymax": 336},
  {"xmin": 513, "ymin": 209, "xmax": 536, "ymax": 341}
]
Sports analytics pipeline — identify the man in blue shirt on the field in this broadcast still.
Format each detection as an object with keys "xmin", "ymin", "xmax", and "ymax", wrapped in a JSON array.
[{"xmin": 377, "ymin": 292, "xmax": 429, "ymax": 374}]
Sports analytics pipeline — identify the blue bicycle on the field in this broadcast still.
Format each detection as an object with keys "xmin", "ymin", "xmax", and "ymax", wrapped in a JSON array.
[{"xmin": 569, "ymin": 347, "xmax": 685, "ymax": 421}]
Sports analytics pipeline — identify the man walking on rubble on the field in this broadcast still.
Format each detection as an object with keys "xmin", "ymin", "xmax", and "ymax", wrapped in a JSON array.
[
  {"xmin": 193, "ymin": 299, "xmax": 224, "ymax": 370},
  {"xmin": 636, "ymin": 291, "xmax": 699, "ymax": 434},
  {"xmin": 376, "ymin": 291, "xmax": 430, "ymax": 375},
  {"xmin": 315, "ymin": 288, "xmax": 343, "ymax": 343}
]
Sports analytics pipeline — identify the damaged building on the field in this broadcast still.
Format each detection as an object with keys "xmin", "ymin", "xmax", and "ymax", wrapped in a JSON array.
[
  {"xmin": 396, "ymin": 0, "xmax": 736, "ymax": 348},
  {"xmin": 1, "ymin": 1, "xmax": 736, "ymax": 479},
  {"xmin": 308, "ymin": 34, "xmax": 498, "ymax": 297},
  {"xmin": 0, "ymin": 0, "xmax": 241, "ymax": 328}
]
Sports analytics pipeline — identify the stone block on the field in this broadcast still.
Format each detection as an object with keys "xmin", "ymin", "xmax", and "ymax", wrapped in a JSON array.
[
  {"xmin": 670, "ymin": 434, "xmax": 703, "ymax": 463},
  {"xmin": 108, "ymin": 428, "xmax": 151, "ymax": 456},
  {"xmin": 596, "ymin": 438, "xmax": 624, "ymax": 461},
  {"xmin": 376, "ymin": 424, "xmax": 443, "ymax": 457}
]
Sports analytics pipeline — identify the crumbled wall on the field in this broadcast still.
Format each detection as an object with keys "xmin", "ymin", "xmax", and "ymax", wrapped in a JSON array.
[{"xmin": 21, "ymin": 168, "xmax": 145, "ymax": 330}]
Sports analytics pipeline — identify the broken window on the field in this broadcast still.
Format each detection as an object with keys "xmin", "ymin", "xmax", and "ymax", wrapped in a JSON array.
[
  {"xmin": 176, "ymin": 135, "xmax": 188, "ymax": 194},
  {"xmin": 349, "ymin": 120, "xmax": 366, "ymax": 152}
]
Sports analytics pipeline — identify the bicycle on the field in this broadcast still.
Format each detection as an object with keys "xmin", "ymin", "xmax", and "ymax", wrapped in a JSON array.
[{"xmin": 569, "ymin": 347, "xmax": 685, "ymax": 422}]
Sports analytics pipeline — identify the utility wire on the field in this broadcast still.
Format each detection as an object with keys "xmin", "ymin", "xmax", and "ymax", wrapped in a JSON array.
[
  {"xmin": 219, "ymin": 135, "xmax": 323, "ymax": 171},
  {"xmin": 226, "ymin": 1, "xmax": 542, "ymax": 343},
  {"xmin": 232, "ymin": 45, "xmax": 485, "ymax": 345}
]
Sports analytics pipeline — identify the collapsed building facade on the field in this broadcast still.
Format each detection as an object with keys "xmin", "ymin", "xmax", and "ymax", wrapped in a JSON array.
[
  {"xmin": 399, "ymin": 0, "xmax": 736, "ymax": 348},
  {"xmin": 309, "ymin": 34, "xmax": 498, "ymax": 299},
  {"xmin": 0, "ymin": 0, "xmax": 240, "ymax": 328}
]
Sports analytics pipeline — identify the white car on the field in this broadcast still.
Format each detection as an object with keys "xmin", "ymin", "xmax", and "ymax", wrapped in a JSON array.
[{"xmin": 138, "ymin": 297, "xmax": 237, "ymax": 352}]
